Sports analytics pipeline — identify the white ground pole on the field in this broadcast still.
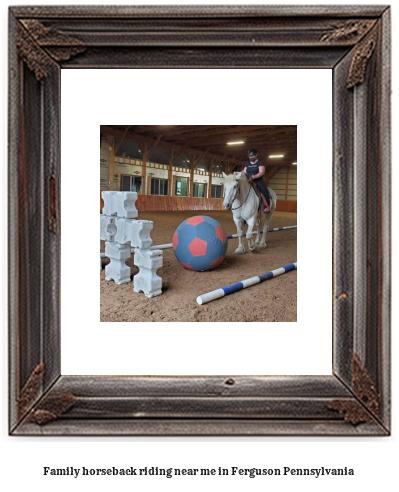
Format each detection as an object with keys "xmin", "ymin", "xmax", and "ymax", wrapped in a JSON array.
[
  {"xmin": 100, "ymin": 242, "xmax": 171, "ymax": 258},
  {"xmin": 196, "ymin": 262, "xmax": 297, "ymax": 305}
]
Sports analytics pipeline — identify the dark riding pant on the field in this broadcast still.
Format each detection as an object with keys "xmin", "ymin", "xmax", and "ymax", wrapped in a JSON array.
[{"xmin": 253, "ymin": 178, "xmax": 270, "ymax": 206}]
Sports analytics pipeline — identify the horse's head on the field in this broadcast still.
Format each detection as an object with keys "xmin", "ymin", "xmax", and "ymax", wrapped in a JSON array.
[{"xmin": 222, "ymin": 172, "xmax": 243, "ymax": 210}]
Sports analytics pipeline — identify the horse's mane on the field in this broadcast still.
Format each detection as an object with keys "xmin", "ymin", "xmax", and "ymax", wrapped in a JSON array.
[
  {"xmin": 225, "ymin": 172, "xmax": 246, "ymax": 182},
  {"xmin": 235, "ymin": 172, "xmax": 250, "ymax": 187}
]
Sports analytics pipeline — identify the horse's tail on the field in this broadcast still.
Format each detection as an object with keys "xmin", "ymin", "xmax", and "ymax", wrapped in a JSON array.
[{"xmin": 268, "ymin": 187, "xmax": 277, "ymax": 211}]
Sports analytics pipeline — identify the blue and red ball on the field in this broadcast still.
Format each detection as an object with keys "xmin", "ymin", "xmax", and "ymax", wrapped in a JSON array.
[{"xmin": 172, "ymin": 216, "xmax": 228, "ymax": 271}]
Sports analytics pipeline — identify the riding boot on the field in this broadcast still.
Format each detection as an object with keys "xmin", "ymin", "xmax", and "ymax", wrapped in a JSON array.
[{"xmin": 261, "ymin": 194, "xmax": 271, "ymax": 214}]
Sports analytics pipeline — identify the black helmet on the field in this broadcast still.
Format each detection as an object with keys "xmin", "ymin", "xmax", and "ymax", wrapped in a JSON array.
[{"xmin": 248, "ymin": 149, "xmax": 258, "ymax": 156}]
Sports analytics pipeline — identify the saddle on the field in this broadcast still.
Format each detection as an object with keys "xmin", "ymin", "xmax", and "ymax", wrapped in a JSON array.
[
  {"xmin": 249, "ymin": 180, "xmax": 261, "ymax": 200},
  {"xmin": 249, "ymin": 180, "xmax": 269, "ymax": 213}
]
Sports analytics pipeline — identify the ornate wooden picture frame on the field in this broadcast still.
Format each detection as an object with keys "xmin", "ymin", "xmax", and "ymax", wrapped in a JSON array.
[{"xmin": 9, "ymin": 5, "xmax": 391, "ymax": 435}]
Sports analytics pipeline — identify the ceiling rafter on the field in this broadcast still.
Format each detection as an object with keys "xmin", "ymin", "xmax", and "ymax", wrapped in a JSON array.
[
  {"xmin": 101, "ymin": 126, "xmax": 239, "ymax": 166},
  {"xmin": 101, "ymin": 125, "xmax": 297, "ymax": 169},
  {"xmin": 138, "ymin": 125, "xmax": 293, "ymax": 138},
  {"xmin": 179, "ymin": 132, "xmax": 296, "ymax": 148}
]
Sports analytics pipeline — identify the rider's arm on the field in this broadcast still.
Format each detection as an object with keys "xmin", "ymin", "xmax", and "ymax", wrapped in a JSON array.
[
  {"xmin": 243, "ymin": 167, "xmax": 254, "ymax": 181},
  {"xmin": 252, "ymin": 166, "xmax": 265, "ymax": 180}
]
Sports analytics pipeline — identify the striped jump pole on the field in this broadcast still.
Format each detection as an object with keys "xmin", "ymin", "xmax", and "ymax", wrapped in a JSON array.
[
  {"xmin": 101, "ymin": 226, "xmax": 297, "ymax": 259},
  {"xmin": 196, "ymin": 262, "xmax": 297, "ymax": 305},
  {"xmin": 226, "ymin": 225, "xmax": 297, "ymax": 240},
  {"xmin": 147, "ymin": 225, "xmax": 297, "ymax": 250}
]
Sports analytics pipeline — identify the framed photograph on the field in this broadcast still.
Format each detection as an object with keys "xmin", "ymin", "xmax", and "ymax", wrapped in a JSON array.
[
  {"xmin": 9, "ymin": 5, "xmax": 391, "ymax": 435},
  {"xmin": 96, "ymin": 122, "xmax": 299, "ymax": 325}
]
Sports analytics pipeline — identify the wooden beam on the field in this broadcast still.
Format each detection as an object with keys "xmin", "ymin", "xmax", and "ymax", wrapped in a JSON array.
[
  {"xmin": 212, "ymin": 152, "xmax": 228, "ymax": 167},
  {"xmin": 225, "ymin": 162, "xmax": 237, "ymax": 174},
  {"xmin": 108, "ymin": 138, "xmax": 115, "ymax": 190},
  {"xmin": 147, "ymin": 134, "xmax": 163, "ymax": 156},
  {"xmin": 168, "ymin": 153, "xmax": 173, "ymax": 196},
  {"xmin": 114, "ymin": 125, "xmax": 131, "ymax": 154},
  {"xmin": 171, "ymin": 144, "xmax": 188, "ymax": 164},
  {"xmin": 233, "ymin": 162, "xmax": 245, "ymax": 173},
  {"xmin": 208, "ymin": 158, "xmax": 214, "ymax": 198},
  {"xmin": 101, "ymin": 126, "xmax": 243, "ymax": 169},
  {"xmin": 178, "ymin": 127, "xmax": 296, "ymax": 146},
  {"xmin": 136, "ymin": 124, "xmax": 225, "ymax": 135},
  {"xmin": 142, "ymin": 143, "xmax": 148, "ymax": 195},
  {"xmin": 193, "ymin": 148, "xmax": 210, "ymax": 167},
  {"xmin": 189, "ymin": 157, "xmax": 195, "ymax": 198},
  {"xmin": 139, "ymin": 124, "xmax": 294, "ymax": 138}
]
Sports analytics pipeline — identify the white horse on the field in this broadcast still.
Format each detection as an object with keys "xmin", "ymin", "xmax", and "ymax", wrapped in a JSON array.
[{"xmin": 222, "ymin": 172, "xmax": 277, "ymax": 254}]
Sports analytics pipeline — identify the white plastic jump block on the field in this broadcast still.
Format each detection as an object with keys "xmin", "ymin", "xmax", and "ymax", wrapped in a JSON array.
[
  {"xmin": 104, "ymin": 242, "xmax": 131, "ymax": 285},
  {"xmin": 114, "ymin": 219, "xmax": 154, "ymax": 249},
  {"xmin": 100, "ymin": 215, "xmax": 117, "ymax": 242},
  {"xmin": 102, "ymin": 191, "xmax": 138, "ymax": 219},
  {"xmin": 100, "ymin": 191, "xmax": 163, "ymax": 297},
  {"xmin": 101, "ymin": 215, "xmax": 154, "ymax": 249},
  {"xmin": 133, "ymin": 249, "xmax": 163, "ymax": 298}
]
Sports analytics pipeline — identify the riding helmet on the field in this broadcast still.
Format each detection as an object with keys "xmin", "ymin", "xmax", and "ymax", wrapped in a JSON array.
[{"xmin": 247, "ymin": 149, "xmax": 258, "ymax": 156}]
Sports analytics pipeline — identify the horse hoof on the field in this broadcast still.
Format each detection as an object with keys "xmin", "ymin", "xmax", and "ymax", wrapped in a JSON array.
[
  {"xmin": 257, "ymin": 244, "xmax": 266, "ymax": 251},
  {"xmin": 235, "ymin": 248, "xmax": 245, "ymax": 255}
]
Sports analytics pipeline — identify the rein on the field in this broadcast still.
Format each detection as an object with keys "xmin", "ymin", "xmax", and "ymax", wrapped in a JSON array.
[{"xmin": 231, "ymin": 179, "xmax": 255, "ymax": 211}]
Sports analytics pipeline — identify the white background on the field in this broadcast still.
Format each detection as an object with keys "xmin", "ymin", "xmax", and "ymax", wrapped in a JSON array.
[
  {"xmin": 1, "ymin": 1, "xmax": 398, "ymax": 492},
  {"xmin": 61, "ymin": 68, "xmax": 332, "ymax": 376}
]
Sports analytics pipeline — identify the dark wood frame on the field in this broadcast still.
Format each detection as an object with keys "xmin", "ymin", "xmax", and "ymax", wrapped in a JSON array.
[{"xmin": 9, "ymin": 5, "xmax": 391, "ymax": 436}]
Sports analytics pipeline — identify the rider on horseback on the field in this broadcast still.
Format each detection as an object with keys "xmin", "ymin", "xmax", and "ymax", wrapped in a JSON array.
[{"xmin": 243, "ymin": 149, "xmax": 271, "ymax": 214}]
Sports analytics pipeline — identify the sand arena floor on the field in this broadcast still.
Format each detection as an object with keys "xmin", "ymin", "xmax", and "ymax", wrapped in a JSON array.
[{"xmin": 100, "ymin": 210, "xmax": 297, "ymax": 323}]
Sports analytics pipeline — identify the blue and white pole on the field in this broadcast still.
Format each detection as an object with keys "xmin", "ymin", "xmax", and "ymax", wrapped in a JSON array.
[
  {"xmin": 147, "ymin": 225, "xmax": 297, "ymax": 250},
  {"xmin": 226, "ymin": 225, "xmax": 297, "ymax": 240},
  {"xmin": 100, "ymin": 225, "xmax": 297, "ymax": 266},
  {"xmin": 196, "ymin": 262, "xmax": 297, "ymax": 305}
]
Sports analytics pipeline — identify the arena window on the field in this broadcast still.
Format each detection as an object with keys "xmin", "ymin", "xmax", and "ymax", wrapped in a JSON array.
[{"xmin": 151, "ymin": 178, "xmax": 169, "ymax": 196}]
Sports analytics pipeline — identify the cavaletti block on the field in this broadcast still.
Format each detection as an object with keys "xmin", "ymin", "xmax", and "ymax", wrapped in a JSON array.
[{"xmin": 101, "ymin": 191, "xmax": 163, "ymax": 297}]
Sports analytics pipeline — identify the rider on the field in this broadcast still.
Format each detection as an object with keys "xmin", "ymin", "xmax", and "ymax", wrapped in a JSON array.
[{"xmin": 243, "ymin": 149, "xmax": 271, "ymax": 213}]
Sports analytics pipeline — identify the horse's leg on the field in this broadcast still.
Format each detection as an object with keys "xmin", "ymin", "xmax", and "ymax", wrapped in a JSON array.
[
  {"xmin": 254, "ymin": 215, "xmax": 261, "ymax": 247},
  {"xmin": 246, "ymin": 216, "xmax": 257, "ymax": 251},
  {"xmin": 234, "ymin": 216, "xmax": 245, "ymax": 255},
  {"xmin": 258, "ymin": 209, "xmax": 272, "ymax": 250}
]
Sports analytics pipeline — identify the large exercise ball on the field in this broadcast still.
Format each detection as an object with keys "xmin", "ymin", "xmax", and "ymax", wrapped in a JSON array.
[{"xmin": 172, "ymin": 216, "xmax": 228, "ymax": 271}]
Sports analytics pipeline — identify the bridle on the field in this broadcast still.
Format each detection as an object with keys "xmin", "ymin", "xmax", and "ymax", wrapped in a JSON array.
[{"xmin": 230, "ymin": 179, "xmax": 255, "ymax": 211}]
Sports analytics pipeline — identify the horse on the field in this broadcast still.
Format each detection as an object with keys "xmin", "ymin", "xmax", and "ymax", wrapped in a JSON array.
[{"xmin": 222, "ymin": 172, "xmax": 277, "ymax": 254}]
